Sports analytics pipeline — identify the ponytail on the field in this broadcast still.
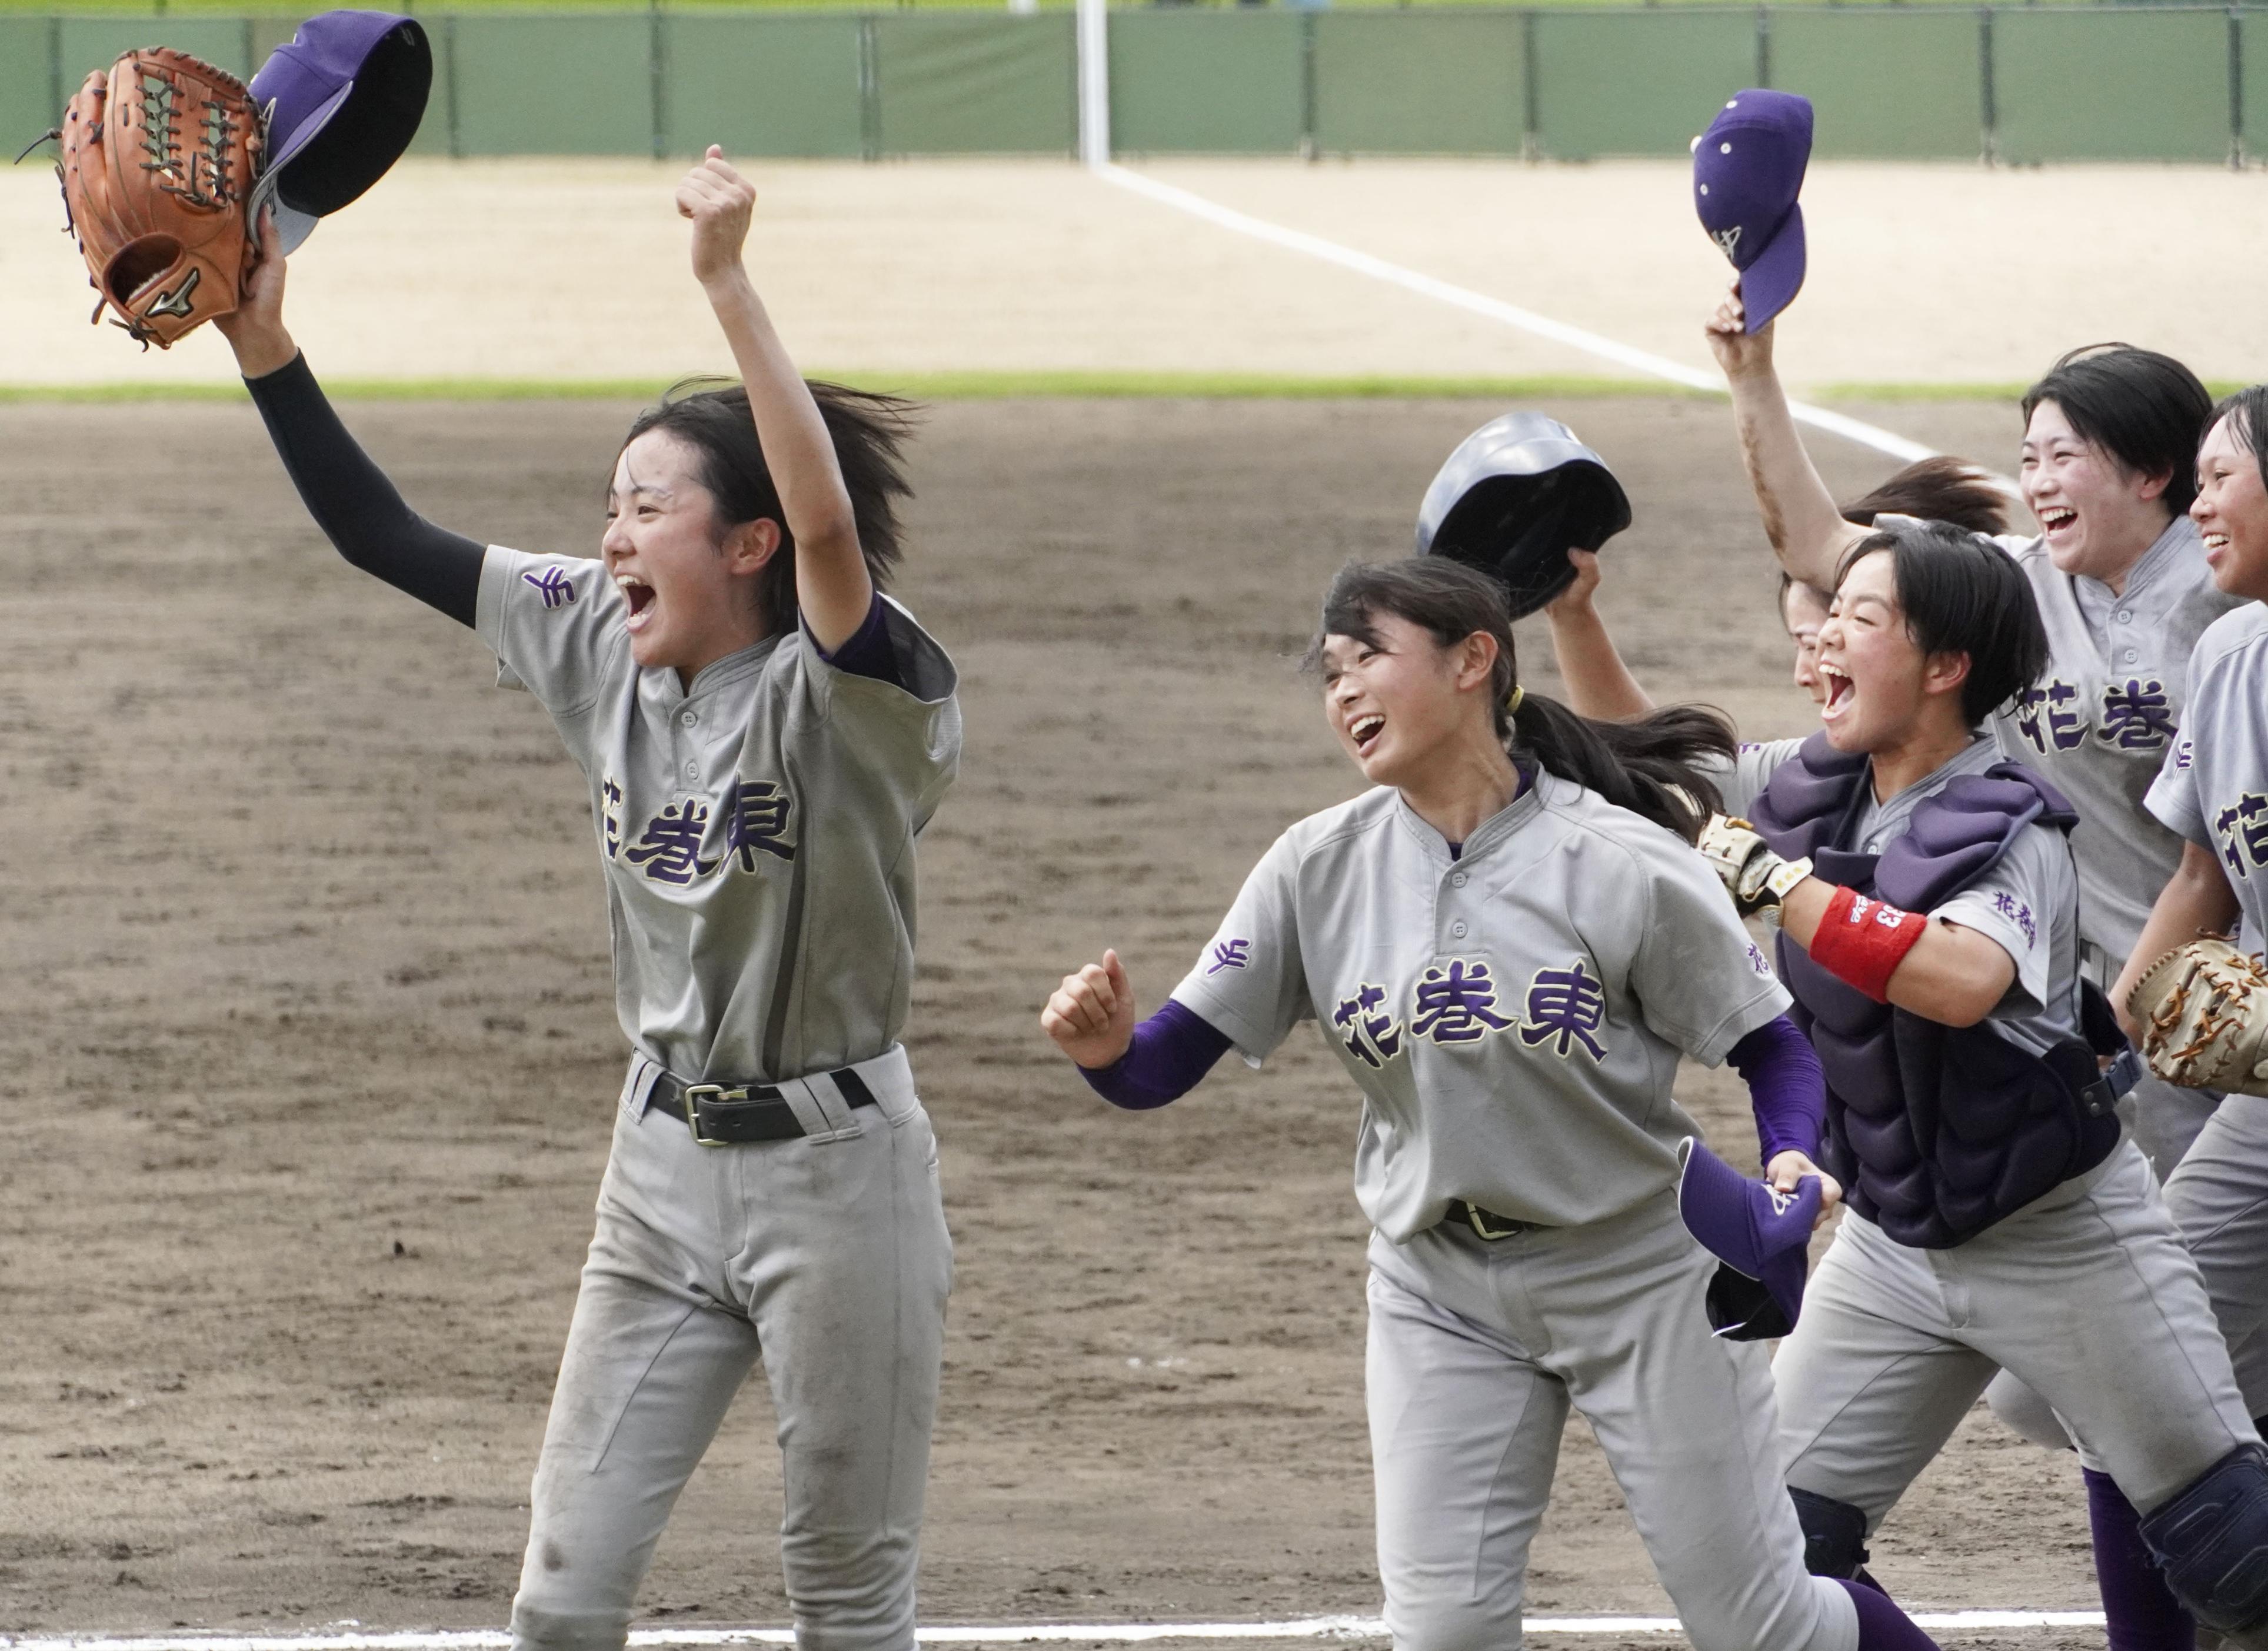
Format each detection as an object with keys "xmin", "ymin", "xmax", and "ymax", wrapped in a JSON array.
[
  {"xmin": 1305, "ymin": 558, "xmax": 1733, "ymax": 843},
  {"xmin": 1508, "ymin": 693, "xmax": 1732, "ymax": 843}
]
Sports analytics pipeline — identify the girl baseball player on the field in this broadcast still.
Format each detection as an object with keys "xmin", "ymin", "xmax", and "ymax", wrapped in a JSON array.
[
  {"xmin": 213, "ymin": 152, "xmax": 958, "ymax": 1651},
  {"xmin": 1707, "ymin": 292, "xmax": 2246, "ymax": 1647},
  {"xmin": 2110, "ymin": 385, "xmax": 2268, "ymax": 1643},
  {"xmin": 1645, "ymin": 522, "xmax": 2268, "ymax": 1648},
  {"xmin": 1044, "ymin": 557, "xmax": 1944, "ymax": 1651}
]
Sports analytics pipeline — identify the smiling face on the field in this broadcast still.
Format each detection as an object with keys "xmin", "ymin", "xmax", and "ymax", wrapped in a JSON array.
[
  {"xmin": 1782, "ymin": 579, "xmax": 1831, "ymax": 705},
  {"xmin": 2019, "ymin": 398, "xmax": 2174, "ymax": 584},
  {"xmin": 1318, "ymin": 613, "xmax": 1497, "ymax": 790},
  {"xmin": 603, "ymin": 429, "xmax": 780, "ymax": 676},
  {"xmin": 1815, "ymin": 550, "xmax": 1970, "ymax": 755},
  {"xmin": 2193, "ymin": 412, "xmax": 2268, "ymax": 602}
]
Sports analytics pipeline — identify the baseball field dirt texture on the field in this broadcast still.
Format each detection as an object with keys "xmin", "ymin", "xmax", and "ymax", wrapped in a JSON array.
[{"xmin": 3, "ymin": 154, "xmax": 2264, "ymax": 1643}]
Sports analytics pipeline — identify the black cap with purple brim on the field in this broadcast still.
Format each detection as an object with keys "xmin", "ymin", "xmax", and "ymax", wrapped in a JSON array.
[
  {"xmin": 1691, "ymin": 89, "xmax": 1813, "ymax": 334},
  {"xmin": 1676, "ymin": 1136, "xmax": 1820, "ymax": 1342},
  {"xmin": 249, "ymin": 11, "xmax": 431, "ymax": 256}
]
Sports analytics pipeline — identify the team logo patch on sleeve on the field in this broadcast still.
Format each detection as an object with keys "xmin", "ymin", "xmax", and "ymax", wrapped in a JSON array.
[
  {"xmin": 1411, "ymin": 958, "xmax": 1517, "ymax": 1046},
  {"xmin": 523, "ymin": 567, "xmax": 578, "ymax": 609},
  {"xmin": 1990, "ymin": 891, "xmax": 2038, "ymax": 948},
  {"xmin": 1746, "ymin": 941, "xmax": 1776, "ymax": 980},
  {"xmin": 2213, "ymin": 794, "xmax": 2268, "ymax": 881},
  {"xmin": 1206, "ymin": 938, "xmax": 1252, "ymax": 975},
  {"xmin": 1332, "ymin": 983, "xmax": 1403, "ymax": 1068}
]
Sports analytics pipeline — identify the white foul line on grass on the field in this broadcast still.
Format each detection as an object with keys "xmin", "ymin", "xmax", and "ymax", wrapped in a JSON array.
[
  {"xmin": 0, "ymin": 1612, "xmax": 2110, "ymax": 1651},
  {"xmin": 1094, "ymin": 164, "xmax": 1944, "ymax": 471}
]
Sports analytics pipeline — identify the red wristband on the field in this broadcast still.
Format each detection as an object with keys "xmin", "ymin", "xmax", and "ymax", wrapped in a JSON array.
[{"xmin": 1809, "ymin": 884, "xmax": 1929, "ymax": 1003}]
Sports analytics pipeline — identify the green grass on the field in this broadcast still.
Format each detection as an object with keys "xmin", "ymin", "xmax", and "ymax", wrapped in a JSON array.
[{"xmin": 0, "ymin": 370, "xmax": 1709, "ymax": 403}]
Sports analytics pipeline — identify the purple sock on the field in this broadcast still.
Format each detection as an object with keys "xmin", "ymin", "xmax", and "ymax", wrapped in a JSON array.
[
  {"xmin": 2084, "ymin": 1467, "xmax": 2194, "ymax": 1651},
  {"xmin": 1839, "ymin": 1579, "xmax": 1940, "ymax": 1651}
]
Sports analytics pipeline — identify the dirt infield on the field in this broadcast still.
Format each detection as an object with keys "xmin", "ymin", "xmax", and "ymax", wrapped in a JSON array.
[
  {"xmin": 9, "ymin": 158, "xmax": 2268, "ymax": 392},
  {"xmin": 0, "ymin": 390, "xmax": 2099, "ymax": 1640}
]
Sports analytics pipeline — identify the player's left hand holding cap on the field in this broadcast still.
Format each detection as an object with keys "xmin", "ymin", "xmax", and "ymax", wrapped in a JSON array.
[
  {"xmin": 1691, "ymin": 90, "xmax": 1813, "ymax": 334},
  {"xmin": 1675, "ymin": 1136, "xmax": 1820, "ymax": 1342},
  {"xmin": 249, "ymin": 11, "xmax": 432, "ymax": 255}
]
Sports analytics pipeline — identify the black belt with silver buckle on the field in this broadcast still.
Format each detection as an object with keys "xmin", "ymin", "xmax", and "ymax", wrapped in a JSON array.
[
  {"xmin": 645, "ymin": 1066, "xmax": 879, "ymax": 1146},
  {"xmin": 1445, "ymin": 1198, "xmax": 1536, "ymax": 1241}
]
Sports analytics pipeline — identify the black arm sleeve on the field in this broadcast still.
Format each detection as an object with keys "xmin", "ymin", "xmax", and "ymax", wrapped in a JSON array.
[{"xmin": 244, "ymin": 354, "xmax": 486, "ymax": 627}]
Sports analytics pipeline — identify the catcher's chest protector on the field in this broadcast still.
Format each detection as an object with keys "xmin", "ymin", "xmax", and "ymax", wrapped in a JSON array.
[
  {"xmin": 58, "ymin": 48, "xmax": 262, "ymax": 348},
  {"xmin": 1750, "ymin": 733, "xmax": 2123, "ymax": 1248}
]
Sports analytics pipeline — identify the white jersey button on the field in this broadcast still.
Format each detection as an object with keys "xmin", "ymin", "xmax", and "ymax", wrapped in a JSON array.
[
  {"xmin": 1451, "ymin": 873, "xmax": 1468, "ymax": 888},
  {"xmin": 681, "ymin": 710, "xmax": 698, "ymax": 727},
  {"xmin": 2117, "ymin": 610, "xmax": 2134, "ymax": 624},
  {"xmin": 684, "ymin": 760, "xmax": 698, "ymax": 779},
  {"xmin": 1452, "ymin": 921, "xmax": 1468, "ymax": 938}
]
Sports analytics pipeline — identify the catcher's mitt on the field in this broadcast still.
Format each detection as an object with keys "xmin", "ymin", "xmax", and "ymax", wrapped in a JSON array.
[
  {"xmin": 54, "ymin": 47, "xmax": 262, "ymax": 349},
  {"xmin": 2127, "ymin": 938, "xmax": 2268, "ymax": 1097}
]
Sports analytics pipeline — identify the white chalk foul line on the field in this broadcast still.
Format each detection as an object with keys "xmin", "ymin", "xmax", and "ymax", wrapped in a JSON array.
[
  {"xmin": 1095, "ymin": 164, "xmax": 1941, "ymax": 471},
  {"xmin": 0, "ymin": 1613, "xmax": 2110, "ymax": 1651}
]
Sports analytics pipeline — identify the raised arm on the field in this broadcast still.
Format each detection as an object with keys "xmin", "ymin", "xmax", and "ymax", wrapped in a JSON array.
[
  {"xmin": 678, "ymin": 149, "xmax": 871, "ymax": 653},
  {"xmin": 214, "ymin": 215, "xmax": 485, "ymax": 625},
  {"xmin": 1542, "ymin": 550, "xmax": 1655, "ymax": 721},
  {"xmin": 1706, "ymin": 284, "xmax": 1870, "ymax": 593}
]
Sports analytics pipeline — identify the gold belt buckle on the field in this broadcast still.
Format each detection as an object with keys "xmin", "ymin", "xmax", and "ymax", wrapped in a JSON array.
[{"xmin": 681, "ymin": 1083, "xmax": 750, "ymax": 1147}]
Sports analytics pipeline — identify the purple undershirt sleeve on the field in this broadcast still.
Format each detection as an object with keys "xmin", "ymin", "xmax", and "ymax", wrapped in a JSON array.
[
  {"xmin": 1727, "ymin": 1014, "xmax": 1825, "ymax": 1165},
  {"xmin": 809, "ymin": 593, "xmax": 904, "ymax": 688},
  {"xmin": 1078, "ymin": 999, "xmax": 1235, "ymax": 1110}
]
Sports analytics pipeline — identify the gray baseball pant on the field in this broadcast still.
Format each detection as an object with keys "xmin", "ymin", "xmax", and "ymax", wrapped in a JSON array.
[
  {"xmin": 1365, "ymin": 1197, "xmax": 1859, "ymax": 1651},
  {"xmin": 509, "ymin": 1049, "xmax": 952, "ymax": 1651},
  {"xmin": 1777, "ymin": 1139, "xmax": 2256, "ymax": 1524}
]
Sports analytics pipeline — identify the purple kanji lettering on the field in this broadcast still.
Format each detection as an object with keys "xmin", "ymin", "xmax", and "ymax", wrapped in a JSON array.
[
  {"xmin": 2216, "ymin": 793, "xmax": 2268, "ymax": 881},
  {"xmin": 1517, "ymin": 959, "xmax": 1607, "ymax": 1062},
  {"xmin": 1207, "ymin": 938, "xmax": 1252, "ymax": 976},
  {"xmin": 1412, "ymin": 960, "xmax": 1517, "ymax": 1046},
  {"xmin": 720, "ymin": 780, "xmax": 795, "ymax": 869},
  {"xmin": 2014, "ymin": 680, "xmax": 2086, "ymax": 754},
  {"xmin": 600, "ymin": 775, "xmax": 624, "ymax": 859},
  {"xmin": 625, "ymin": 800, "xmax": 715, "ymax": 885},
  {"xmin": 2176, "ymin": 738, "xmax": 2195, "ymax": 771},
  {"xmin": 1990, "ymin": 890, "xmax": 2037, "ymax": 949},
  {"xmin": 2099, "ymin": 679, "xmax": 2175, "ymax": 751},
  {"xmin": 1332, "ymin": 982, "xmax": 1403, "ymax": 1069},
  {"xmin": 523, "ymin": 566, "xmax": 577, "ymax": 610},
  {"xmin": 1745, "ymin": 941, "xmax": 1775, "ymax": 980}
]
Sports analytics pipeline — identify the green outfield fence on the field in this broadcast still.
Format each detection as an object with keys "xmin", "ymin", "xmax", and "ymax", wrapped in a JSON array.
[{"xmin": 5, "ymin": 6, "xmax": 2264, "ymax": 164}]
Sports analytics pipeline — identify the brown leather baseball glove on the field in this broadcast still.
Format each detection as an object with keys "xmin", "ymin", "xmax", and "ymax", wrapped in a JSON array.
[
  {"xmin": 55, "ymin": 47, "xmax": 262, "ymax": 349},
  {"xmin": 2127, "ymin": 937, "xmax": 2268, "ymax": 1097}
]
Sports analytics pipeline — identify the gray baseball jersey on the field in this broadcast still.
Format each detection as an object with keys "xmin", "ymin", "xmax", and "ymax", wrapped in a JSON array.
[
  {"xmin": 476, "ymin": 547, "xmax": 962, "ymax": 1087},
  {"xmin": 2147, "ymin": 601, "xmax": 2268, "ymax": 957},
  {"xmin": 1170, "ymin": 770, "xmax": 1790, "ymax": 1241},
  {"xmin": 1974, "ymin": 518, "xmax": 2239, "ymax": 970},
  {"xmin": 1719, "ymin": 738, "xmax": 2083, "ymax": 1055}
]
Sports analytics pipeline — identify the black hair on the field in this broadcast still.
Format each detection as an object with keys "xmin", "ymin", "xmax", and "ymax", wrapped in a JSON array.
[
  {"xmin": 1833, "ymin": 520, "xmax": 2049, "ymax": 728},
  {"xmin": 2206, "ymin": 385, "xmax": 2268, "ymax": 485},
  {"xmin": 1302, "ymin": 558, "xmax": 1735, "ymax": 843},
  {"xmin": 620, "ymin": 378, "xmax": 920, "ymax": 638},
  {"xmin": 2020, "ymin": 344, "xmax": 2212, "ymax": 517},
  {"xmin": 1840, "ymin": 454, "xmax": 2011, "ymax": 536},
  {"xmin": 1777, "ymin": 571, "xmax": 1830, "ymax": 632}
]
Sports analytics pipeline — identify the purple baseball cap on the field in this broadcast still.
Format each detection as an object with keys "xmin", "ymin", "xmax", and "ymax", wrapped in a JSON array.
[
  {"xmin": 1691, "ymin": 90, "xmax": 1813, "ymax": 334},
  {"xmin": 249, "ymin": 11, "xmax": 431, "ymax": 255},
  {"xmin": 1676, "ymin": 1137, "xmax": 1820, "ymax": 1342}
]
